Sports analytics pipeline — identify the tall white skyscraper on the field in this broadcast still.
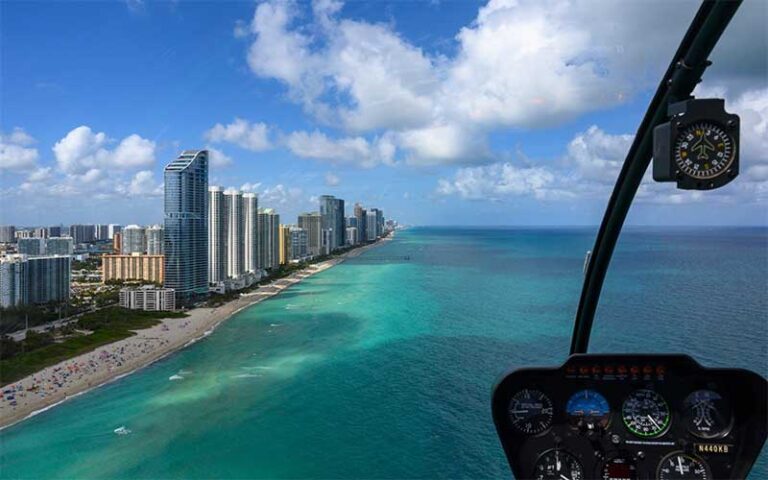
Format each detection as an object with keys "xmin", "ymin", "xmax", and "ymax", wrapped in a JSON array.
[
  {"xmin": 146, "ymin": 225, "xmax": 164, "ymax": 255},
  {"xmin": 224, "ymin": 189, "xmax": 244, "ymax": 279},
  {"xmin": 243, "ymin": 193, "xmax": 258, "ymax": 273},
  {"xmin": 122, "ymin": 225, "xmax": 146, "ymax": 254},
  {"xmin": 208, "ymin": 186, "xmax": 226, "ymax": 284}
]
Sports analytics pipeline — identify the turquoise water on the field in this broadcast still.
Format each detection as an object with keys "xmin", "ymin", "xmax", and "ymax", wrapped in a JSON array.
[{"xmin": 1, "ymin": 227, "xmax": 766, "ymax": 478}]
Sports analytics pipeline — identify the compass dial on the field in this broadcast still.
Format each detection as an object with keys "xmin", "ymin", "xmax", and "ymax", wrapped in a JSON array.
[
  {"xmin": 622, "ymin": 389, "xmax": 670, "ymax": 437},
  {"xmin": 534, "ymin": 449, "xmax": 584, "ymax": 480},
  {"xmin": 657, "ymin": 452, "xmax": 710, "ymax": 480},
  {"xmin": 508, "ymin": 389, "xmax": 553, "ymax": 435},
  {"xmin": 674, "ymin": 122, "xmax": 735, "ymax": 179},
  {"xmin": 682, "ymin": 390, "xmax": 733, "ymax": 439}
]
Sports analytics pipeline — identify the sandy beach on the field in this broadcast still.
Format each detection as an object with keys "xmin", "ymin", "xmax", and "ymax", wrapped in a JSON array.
[{"xmin": 0, "ymin": 237, "xmax": 390, "ymax": 430}]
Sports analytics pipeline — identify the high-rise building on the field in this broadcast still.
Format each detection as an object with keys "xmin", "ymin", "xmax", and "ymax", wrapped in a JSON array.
[
  {"xmin": 278, "ymin": 225, "xmax": 291, "ymax": 265},
  {"xmin": 122, "ymin": 225, "xmax": 146, "ymax": 254},
  {"xmin": 14, "ymin": 229, "xmax": 33, "ymax": 240},
  {"xmin": 319, "ymin": 195, "xmax": 338, "ymax": 252},
  {"xmin": 0, "ymin": 226, "xmax": 16, "ymax": 243},
  {"xmin": 164, "ymin": 150, "xmax": 208, "ymax": 303},
  {"xmin": 95, "ymin": 224, "xmax": 110, "ymax": 240},
  {"xmin": 346, "ymin": 227, "xmax": 359, "ymax": 246},
  {"xmin": 290, "ymin": 227, "xmax": 308, "ymax": 261},
  {"xmin": 243, "ymin": 193, "xmax": 258, "ymax": 273},
  {"xmin": 33, "ymin": 227, "xmax": 49, "ymax": 238},
  {"xmin": 224, "ymin": 189, "xmax": 244, "ymax": 278},
  {"xmin": 18, "ymin": 238, "xmax": 46, "ymax": 255},
  {"xmin": 334, "ymin": 198, "xmax": 345, "ymax": 248},
  {"xmin": 366, "ymin": 210, "xmax": 378, "ymax": 241},
  {"xmin": 298, "ymin": 212, "xmax": 322, "ymax": 257},
  {"xmin": 257, "ymin": 209, "xmax": 279, "ymax": 270},
  {"xmin": 354, "ymin": 204, "xmax": 367, "ymax": 243},
  {"xmin": 112, "ymin": 232, "xmax": 122, "ymax": 254},
  {"xmin": 374, "ymin": 208, "xmax": 385, "ymax": 236},
  {"xmin": 70, "ymin": 224, "xmax": 96, "ymax": 244},
  {"xmin": 102, "ymin": 254, "xmax": 165, "ymax": 284},
  {"xmin": 46, "ymin": 237, "xmax": 74, "ymax": 256},
  {"xmin": 108, "ymin": 224, "xmax": 122, "ymax": 239},
  {"xmin": 48, "ymin": 226, "xmax": 63, "ymax": 238},
  {"xmin": 146, "ymin": 225, "xmax": 164, "ymax": 255},
  {"xmin": 0, "ymin": 255, "xmax": 71, "ymax": 307},
  {"xmin": 208, "ymin": 186, "xmax": 226, "ymax": 284}
]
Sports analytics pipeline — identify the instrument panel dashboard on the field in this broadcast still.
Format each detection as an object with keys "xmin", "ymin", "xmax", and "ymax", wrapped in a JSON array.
[{"xmin": 491, "ymin": 354, "xmax": 767, "ymax": 479}]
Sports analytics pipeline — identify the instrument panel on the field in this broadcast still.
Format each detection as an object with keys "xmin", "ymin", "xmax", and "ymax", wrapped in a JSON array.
[{"xmin": 491, "ymin": 354, "xmax": 767, "ymax": 479}]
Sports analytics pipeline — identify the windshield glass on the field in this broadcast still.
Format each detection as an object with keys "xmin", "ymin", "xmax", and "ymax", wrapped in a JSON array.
[{"xmin": 0, "ymin": 0, "xmax": 765, "ymax": 479}]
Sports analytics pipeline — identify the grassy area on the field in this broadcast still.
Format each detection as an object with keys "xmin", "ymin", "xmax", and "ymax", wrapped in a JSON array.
[{"xmin": 0, "ymin": 307, "xmax": 187, "ymax": 386}]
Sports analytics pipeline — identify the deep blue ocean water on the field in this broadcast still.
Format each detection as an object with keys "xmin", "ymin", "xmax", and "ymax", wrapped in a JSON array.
[{"xmin": 0, "ymin": 227, "xmax": 765, "ymax": 478}]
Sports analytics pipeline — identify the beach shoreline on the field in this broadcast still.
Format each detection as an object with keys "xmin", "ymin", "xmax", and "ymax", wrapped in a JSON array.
[{"xmin": 0, "ymin": 236, "xmax": 391, "ymax": 430}]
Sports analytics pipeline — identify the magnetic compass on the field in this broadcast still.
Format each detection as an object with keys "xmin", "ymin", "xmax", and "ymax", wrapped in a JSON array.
[{"xmin": 653, "ymin": 98, "xmax": 739, "ymax": 190}]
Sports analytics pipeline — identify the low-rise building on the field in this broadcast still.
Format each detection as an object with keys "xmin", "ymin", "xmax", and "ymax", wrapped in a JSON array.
[{"xmin": 119, "ymin": 285, "xmax": 176, "ymax": 311}]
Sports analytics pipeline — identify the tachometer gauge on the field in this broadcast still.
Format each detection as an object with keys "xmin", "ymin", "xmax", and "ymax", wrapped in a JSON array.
[
  {"xmin": 682, "ymin": 390, "xmax": 733, "ymax": 439},
  {"xmin": 674, "ymin": 122, "xmax": 735, "ymax": 179},
  {"xmin": 534, "ymin": 449, "xmax": 584, "ymax": 480},
  {"xmin": 567, "ymin": 389, "xmax": 611, "ymax": 431},
  {"xmin": 622, "ymin": 389, "xmax": 670, "ymax": 437},
  {"xmin": 657, "ymin": 452, "xmax": 710, "ymax": 480},
  {"xmin": 601, "ymin": 455, "xmax": 637, "ymax": 480},
  {"xmin": 508, "ymin": 389, "xmax": 553, "ymax": 435}
]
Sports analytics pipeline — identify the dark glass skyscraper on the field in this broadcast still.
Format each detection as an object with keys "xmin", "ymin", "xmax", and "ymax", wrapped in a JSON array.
[{"xmin": 164, "ymin": 150, "xmax": 208, "ymax": 304}]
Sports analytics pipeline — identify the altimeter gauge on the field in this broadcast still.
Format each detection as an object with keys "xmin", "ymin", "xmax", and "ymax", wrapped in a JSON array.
[
  {"xmin": 508, "ymin": 389, "xmax": 553, "ymax": 435},
  {"xmin": 653, "ymin": 98, "xmax": 739, "ymax": 190},
  {"xmin": 622, "ymin": 389, "xmax": 670, "ymax": 437}
]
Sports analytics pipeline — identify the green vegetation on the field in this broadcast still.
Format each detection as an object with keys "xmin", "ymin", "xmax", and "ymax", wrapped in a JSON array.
[
  {"xmin": 0, "ymin": 307, "xmax": 187, "ymax": 386},
  {"xmin": 0, "ymin": 303, "xmax": 80, "ymax": 335}
]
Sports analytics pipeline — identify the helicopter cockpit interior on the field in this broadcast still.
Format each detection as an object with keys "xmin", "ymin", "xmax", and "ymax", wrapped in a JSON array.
[{"xmin": 491, "ymin": 1, "xmax": 768, "ymax": 478}]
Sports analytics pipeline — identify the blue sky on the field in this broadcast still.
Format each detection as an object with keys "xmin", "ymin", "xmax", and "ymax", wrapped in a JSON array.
[{"xmin": 1, "ymin": 0, "xmax": 766, "ymax": 227}]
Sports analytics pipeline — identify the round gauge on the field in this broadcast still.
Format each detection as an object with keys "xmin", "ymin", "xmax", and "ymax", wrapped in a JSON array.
[
  {"xmin": 508, "ymin": 389, "xmax": 553, "ymax": 435},
  {"xmin": 601, "ymin": 456, "xmax": 637, "ymax": 480},
  {"xmin": 622, "ymin": 389, "xmax": 670, "ymax": 437},
  {"xmin": 534, "ymin": 449, "xmax": 584, "ymax": 480},
  {"xmin": 682, "ymin": 389, "xmax": 733, "ymax": 439},
  {"xmin": 657, "ymin": 452, "xmax": 710, "ymax": 480},
  {"xmin": 566, "ymin": 389, "xmax": 611, "ymax": 431},
  {"xmin": 674, "ymin": 122, "xmax": 735, "ymax": 179}
]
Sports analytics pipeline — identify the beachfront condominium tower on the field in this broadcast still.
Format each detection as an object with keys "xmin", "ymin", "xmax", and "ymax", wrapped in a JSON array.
[
  {"xmin": 122, "ymin": 225, "xmax": 146, "ymax": 254},
  {"xmin": 354, "ymin": 204, "xmax": 367, "ymax": 243},
  {"xmin": 278, "ymin": 224, "xmax": 291, "ymax": 265},
  {"xmin": 243, "ymin": 193, "xmax": 258, "ymax": 273},
  {"xmin": 319, "ymin": 195, "xmax": 338, "ymax": 251},
  {"xmin": 224, "ymin": 189, "xmax": 244, "ymax": 278},
  {"xmin": 164, "ymin": 150, "xmax": 209, "ymax": 304},
  {"xmin": 208, "ymin": 186, "xmax": 226, "ymax": 284},
  {"xmin": 298, "ymin": 212, "xmax": 322, "ymax": 257},
  {"xmin": 257, "ymin": 208, "xmax": 280, "ymax": 270},
  {"xmin": 0, "ymin": 255, "xmax": 71, "ymax": 308},
  {"xmin": 366, "ymin": 210, "xmax": 378, "ymax": 241},
  {"xmin": 146, "ymin": 225, "xmax": 164, "ymax": 255}
]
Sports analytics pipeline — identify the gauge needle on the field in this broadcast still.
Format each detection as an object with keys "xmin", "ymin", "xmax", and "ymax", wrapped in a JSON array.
[
  {"xmin": 647, "ymin": 415, "xmax": 661, "ymax": 430},
  {"xmin": 677, "ymin": 456, "xmax": 684, "ymax": 474},
  {"xmin": 560, "ymin": 475, "xmax": 571, "ymax": 480}
]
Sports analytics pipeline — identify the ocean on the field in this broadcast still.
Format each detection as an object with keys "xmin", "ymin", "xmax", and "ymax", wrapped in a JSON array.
[{"xmin": 0, "ymin": 227, "xmax": 766, "ymax": 479}]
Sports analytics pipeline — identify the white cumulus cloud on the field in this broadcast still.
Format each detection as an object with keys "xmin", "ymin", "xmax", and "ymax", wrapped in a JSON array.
[
  {"xmin": 205, "ymin": 118, "xmax": 272, "ymax": 152},
  {"xmin": 52, "ymin": 126, "xmax": 156, "ymax": 174},
  {"xmin": 0, "ymin": 128, "xmax": 39, "ymax": 172}
]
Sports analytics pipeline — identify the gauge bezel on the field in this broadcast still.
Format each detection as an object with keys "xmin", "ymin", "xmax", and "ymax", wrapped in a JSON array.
[
  {"xmin": 621, "ymin": 389, "xmax": 671, "ymax": 438},
  {"xmin": 673, "ymin": 121, "xmax": 736, "ymax": 180},
  {"xmin": 566, "ymin": 388, "xmax": 612, "ymax": 432},
  {"xmin": 507, "ymin": 388, "xmax": 554, "ymax": 436},
  {"xmin": 656, "ymin": 451, "xmax": 711, "ymax": 480},
  {"xmin": 682, "ymin": 389, "xmax": 734, "ymax": 440},
  {"xmin": 533, "ymin": 448, "xmax": 585, "ymax": 480}
]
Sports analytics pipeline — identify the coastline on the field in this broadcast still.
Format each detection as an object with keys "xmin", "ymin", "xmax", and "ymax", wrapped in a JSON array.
[{"xmin": 0, "ymin": 236, "xmax": 391, "ymax": 431}]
